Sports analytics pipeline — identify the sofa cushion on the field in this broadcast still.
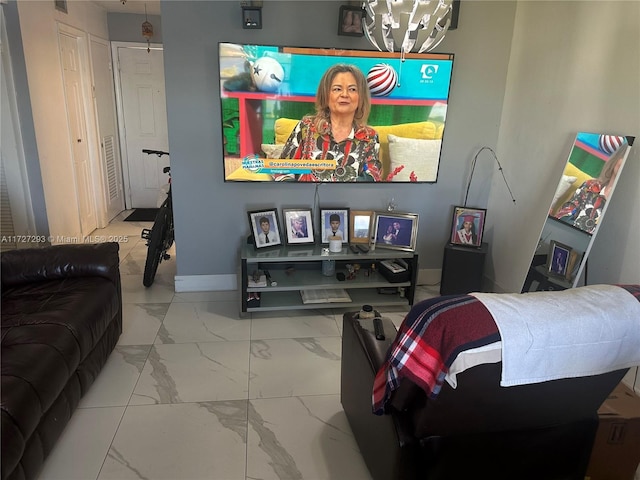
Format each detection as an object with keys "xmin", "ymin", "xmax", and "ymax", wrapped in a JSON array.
[
  {"xmin": 387, "ymin": 135, "xmax": 442, "ymax": 182},
  {"xmin": 1, "ymin": 277, "xmax": 119, "ymax": 448},
  {"xmin": 550, "ymin": 162, "xmax": 591, "ymax": 215},
  {"xmin": 2, "ymin": 277, "xmax": 120, "ymax": 361},
  {"xmin": 548, "ymin": 174, "xmax": 577, "ymax": 215},
  {"xmin": 261, "ymin": 143, "xmax": 285, "ymax": 159}
]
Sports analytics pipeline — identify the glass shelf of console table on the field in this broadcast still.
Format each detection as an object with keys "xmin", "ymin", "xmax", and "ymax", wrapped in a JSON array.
[
  {"xmin": 242, "ymin": 243, "xmax": 416, "ymax": 263},
  {"xmin": 245, "ymin": 266, "xmax": 410, "ymax": 292},
  {"xmin": 241, "ymin": 243, "xmax": 417, "ymax": 313},
  {"xmin": 247, "ymin": 289, "xmax": 411, "ymax": 312}
]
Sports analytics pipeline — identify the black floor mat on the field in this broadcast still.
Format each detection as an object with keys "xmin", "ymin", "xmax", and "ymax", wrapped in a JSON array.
[{"xmin": 123, "ymin": 208, "xmax": 159, "ymax": 222}]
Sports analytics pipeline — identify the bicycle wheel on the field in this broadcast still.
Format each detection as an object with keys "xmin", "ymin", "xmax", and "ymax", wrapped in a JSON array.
[{"xmin": 143, "ymin": 206, "xmax": 169, "ymax": 287}]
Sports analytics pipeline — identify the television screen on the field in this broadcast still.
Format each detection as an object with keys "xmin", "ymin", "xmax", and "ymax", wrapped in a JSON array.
[{"xmin": 218, "ymin": 42, "xmax": 454, "ymax": 183}]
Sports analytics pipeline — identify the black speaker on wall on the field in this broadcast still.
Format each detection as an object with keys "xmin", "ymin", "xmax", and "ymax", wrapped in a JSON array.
[{"xmin": 440, "ymin": 243, "xmax": 488, "ymax": 295}]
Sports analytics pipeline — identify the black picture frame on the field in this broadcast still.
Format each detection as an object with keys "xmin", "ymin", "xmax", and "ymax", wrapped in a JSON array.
[
  {"xmin": 548, "ymin": 240, "xmax": 572, "ymax": 278},
  {"xmin": 54, "ymin": 0, "xmax": 68, "ymax": 13},
  {"xmin": 248, "ymin": 209, "xmax": 282, "ymax": 249},
  {"xmin": 282, "ymin": 208, "xmax": 315, "ymax": 245},
  {"xmin": 338, "ymin": 5, "xmax": 364, "ymax": 37},
  {"xmin": 450, "ymin": 206, "xmax": 486, "ymax": 248},
  {"xmin": 449, "ymin": 0, "xmax": 460, "ymax": 30},
  {"xmin": 242, "ymin": 6, "xmax": 262, "ymax": 29},
  {"xmin": 320, "ymin": 208, "xmax": 350, "ymax": 244}
]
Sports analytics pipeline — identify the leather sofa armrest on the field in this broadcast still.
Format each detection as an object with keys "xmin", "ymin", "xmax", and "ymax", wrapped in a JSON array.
[{"xmin": 1, "ymin": 242, "xmax": 120, "ymax": 289}]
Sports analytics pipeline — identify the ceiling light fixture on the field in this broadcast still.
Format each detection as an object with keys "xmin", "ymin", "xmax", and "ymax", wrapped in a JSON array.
[
  {"xmin": 142, "ymin": 4, "xmax": 153, "ymax": 52},
  {"xmin": 362, "ymin": 0, "xmax": 454, "ymax": 55}
]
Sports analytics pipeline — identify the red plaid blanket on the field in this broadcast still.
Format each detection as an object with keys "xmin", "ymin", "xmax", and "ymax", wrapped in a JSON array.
[
  {"xmin": 372, "ymin": 285, "xmax": 640, "ymax": 415},
  {"xmin": 372, "ymin": 294, "xmax": 500, "ymax": 415}
]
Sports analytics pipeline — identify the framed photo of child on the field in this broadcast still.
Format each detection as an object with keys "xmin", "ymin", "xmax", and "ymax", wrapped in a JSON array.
[
  {"xmin": 282, "ymin": 208, "xmax": 315, "ymax": 245},
  {"xmin": 320, "ymin": 208, "xmax": 349, "ymax": 244},
  {"xmin": 247, "ymin": 209, "xmax": 282, "ymax": 249}
]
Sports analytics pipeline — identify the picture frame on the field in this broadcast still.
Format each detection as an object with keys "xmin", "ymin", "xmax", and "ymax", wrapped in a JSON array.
[
  {"xmin": 548, "ymin": 240, "xmax": 572, "ymax": 278},
  {"xmin": 247, "ymin": 209, "xmax": 282, "ymax": 249},
  {"xmin": 320, "ymin": 208, "xmax": 350, "ymax": 244},
  {"xmin": 371, "ymin": 211, "xmax": 419, "ymax": 252},
  {"xmin": 349, "ymin": 210, "xmax": 373, "ymax": 244},
  {"xmin": 338, "ymin": 5, "xmax": 364, "ymax": 37},
  {"xmin": 282, "ymin": 208, "xmax": 315, "ymax": 245},
  {"xmin": 450, "ymin": 206, "xmax": 486, "ymax": 248},
  {"xmin": 54, "ymin": 0, "xmax": 68, "ymax": 14}
]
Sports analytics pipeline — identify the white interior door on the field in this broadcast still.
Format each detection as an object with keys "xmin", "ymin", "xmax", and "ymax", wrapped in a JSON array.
[
  {"xmin": 115, "ymin": 45, "xmax": 168, "ymax": 208},
  {"xmin": 59, "ymin": 30, "xmax": 97, "ymax": 237},
  {"xmin": 90, "ymin": 36, "xmax": 125, "ymax": 222}
]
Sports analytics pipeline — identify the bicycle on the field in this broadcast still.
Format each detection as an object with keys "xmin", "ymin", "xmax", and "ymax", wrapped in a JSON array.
[{"xmin": 140, "ymin": 149, "xmax": 174, "ymax": 287}]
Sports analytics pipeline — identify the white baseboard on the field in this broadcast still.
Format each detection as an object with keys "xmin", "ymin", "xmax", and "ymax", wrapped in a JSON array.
[{"xmin": 174, "ymin": 274, "xmax": 236, "ymax": 292}]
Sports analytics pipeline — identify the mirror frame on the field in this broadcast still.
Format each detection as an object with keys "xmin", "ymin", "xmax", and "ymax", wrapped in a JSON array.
[{"xmin": 522, "ymin": 132, "xmax": 634, "ymax": 292}]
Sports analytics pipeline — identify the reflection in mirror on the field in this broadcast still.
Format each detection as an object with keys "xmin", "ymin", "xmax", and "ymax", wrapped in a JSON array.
[
  {"xmin": 549, "ymin": 133, "xmax": 630, "ymax": 234},
  {"xmin": 522, "ymin": 132, "xmax": 634, "ymax": 293}
]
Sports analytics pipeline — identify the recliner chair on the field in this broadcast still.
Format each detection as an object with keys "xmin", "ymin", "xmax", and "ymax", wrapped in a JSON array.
[{"xmin": 341, "ymin": 311, "xmax": 627, "ymax": 480}]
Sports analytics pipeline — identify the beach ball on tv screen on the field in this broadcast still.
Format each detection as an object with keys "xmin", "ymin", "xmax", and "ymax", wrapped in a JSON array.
[
  {"xmin": 367, "ymin": 64, "xmax": 397, "ymax": 96},
  {"xmin": 598, "ymin": 134, "xmax": 625, "ymax": 155},
  {"xmin": 251, "ymin": 57, "xmax": 284, "ymax": 93}
]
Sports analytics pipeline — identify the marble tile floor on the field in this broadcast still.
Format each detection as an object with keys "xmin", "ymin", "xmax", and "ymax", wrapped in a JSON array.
[{"xmin": 37, "ymin": 211, "xmax": 440, "ymax": 480}]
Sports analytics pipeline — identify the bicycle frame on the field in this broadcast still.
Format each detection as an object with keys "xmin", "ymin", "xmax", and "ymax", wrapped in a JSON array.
[{"xmin": 141, "ymin": 150, "xmax": 174, "ymax": 287}]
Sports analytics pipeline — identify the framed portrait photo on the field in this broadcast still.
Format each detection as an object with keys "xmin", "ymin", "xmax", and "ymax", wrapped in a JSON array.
[
  {"xmin": 548, "ymin": 240, "xmax": 572, "ymax": 278},
  {"xmin": 54, "ymin": 0, "xmax": 68, "ymax": 14},
  {"xmin": 450, "ymin": 206, "xmax": 486, "ymax": 248},
  {"xmin": 282, "ymin": 208, "xmax": 315, "ymax": 245},
  {"xmin": 371, "ymin": 211, "xmax": 419, "ymax": 252},
  {"xmin": 320, "ymin": 208, "xmax": 349, "ymax": 244},
  {"xmin": 349, "ymin": 210, "xmax": 373, "ymax": 244},
  {"xmin": 338, "ymin": 5, "xmax": 364, "ymax": 37},
  {"xmin": 248, "ymin": 209, "xmax": 282, "ymax": 249}
]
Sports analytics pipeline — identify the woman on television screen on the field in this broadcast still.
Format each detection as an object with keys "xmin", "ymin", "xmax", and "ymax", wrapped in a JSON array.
[
  {"xmin": 553, "ymin": 143, "xmax": 626, "ymax": 234},
  {"xmin": 275, "ymin": 64, "xmax": 382, "ymax": 182}
]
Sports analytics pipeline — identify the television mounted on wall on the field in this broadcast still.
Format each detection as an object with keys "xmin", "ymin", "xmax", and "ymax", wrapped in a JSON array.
[{"xmin": 218, "ymin": 42, "xmax": 454, "ymax": 183}]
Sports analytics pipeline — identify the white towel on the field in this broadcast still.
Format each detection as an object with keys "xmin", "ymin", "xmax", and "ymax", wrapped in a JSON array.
[{"xmin": 472, "ymin": 285, "xmax": 640, "ymax": 387}]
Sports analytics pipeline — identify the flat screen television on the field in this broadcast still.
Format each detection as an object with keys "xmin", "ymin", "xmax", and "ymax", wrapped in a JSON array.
[{"xmin": 218, "ymin": 42, "xmax": 454, "ymax": 183}]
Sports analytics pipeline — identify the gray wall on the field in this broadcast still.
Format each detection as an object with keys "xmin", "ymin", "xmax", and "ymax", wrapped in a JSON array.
[
  {"xmin": 487, "ymin": 0, "xmax": 640, "ymax": 291},
  {"xmin": 108, "ymin": 13, "xmax": 163, "ymax": 42},
  {"xmin": 160, "ymin": 0, "xmax": 517, "ymax": 279}
]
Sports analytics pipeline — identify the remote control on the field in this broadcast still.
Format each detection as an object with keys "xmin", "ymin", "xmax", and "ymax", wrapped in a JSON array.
[
  {"xmin": 373, "ymin": 318, "xmax": 385, "ymax": 340},
  {"xmin": 349, "ymin": 244, "xmax": 360, "ymax": 254},
  {"xmin": 357, "ymin": 244, "xmax": 370, "ymax": 253}
]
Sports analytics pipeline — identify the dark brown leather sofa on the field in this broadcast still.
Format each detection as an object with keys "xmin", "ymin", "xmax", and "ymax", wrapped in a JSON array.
[
  {"xmin": 341, "ymin": 309, "xmax": 627, "ymax": 480},
  {"xmin": 1, "ymin": 243, "xmax": 122, "ymax": 480}
]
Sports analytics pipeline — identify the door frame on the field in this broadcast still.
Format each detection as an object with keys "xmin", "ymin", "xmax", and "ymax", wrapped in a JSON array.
[
  {"xmin": 111, "ymin": 41, "xmax": 163, "ymax": 210},
  {"xmin": 88, "ymin": 34, "xmax": 125, "ymax": 223},
  {"xmin": 57, "ymin": 22, "xmax": 101, "ymax": 234},
  {"xmin": 1, "ymin": 7, "xmax": 36, "ymax": 239}
]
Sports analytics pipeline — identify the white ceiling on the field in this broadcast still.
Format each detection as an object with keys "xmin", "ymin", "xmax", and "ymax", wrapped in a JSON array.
[{"xmin": 92, "ymin": 0, "xmax": 162, "ymax": 16}]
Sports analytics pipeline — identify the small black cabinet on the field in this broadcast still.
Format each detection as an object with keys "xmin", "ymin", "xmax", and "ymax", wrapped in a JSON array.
[{"xmin": 440, "ymin": 243, "xmax": 488, "ymax": 295}]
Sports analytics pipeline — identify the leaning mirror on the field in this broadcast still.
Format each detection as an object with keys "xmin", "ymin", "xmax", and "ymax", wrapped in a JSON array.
[{"xmin": 522, "ymin": 132, "xmax": 634, "ymax": 292}]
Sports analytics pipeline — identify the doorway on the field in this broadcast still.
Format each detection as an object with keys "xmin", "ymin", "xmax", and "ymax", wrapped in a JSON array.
[
  {"xmin": 112, "ymin": 42, "xmax": 169, "ymax": 209},
  {"xmin": 58, "ymin": 24, "xmax": 98, "ymax": 237}
]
